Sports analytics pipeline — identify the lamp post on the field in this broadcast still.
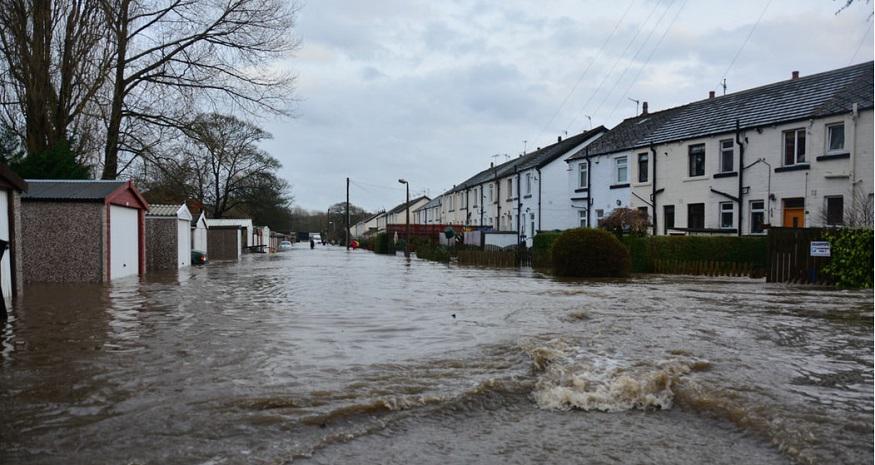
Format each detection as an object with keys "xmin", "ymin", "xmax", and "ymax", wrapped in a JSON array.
[{"xmin": 398, "ymin": 179, "xmax": 410, "ymax": 257}]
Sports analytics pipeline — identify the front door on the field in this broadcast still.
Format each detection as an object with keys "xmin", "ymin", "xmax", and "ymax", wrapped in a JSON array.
[{"xmin": 783, "ymin": 208, "xmax": 804, "ymax": 228}]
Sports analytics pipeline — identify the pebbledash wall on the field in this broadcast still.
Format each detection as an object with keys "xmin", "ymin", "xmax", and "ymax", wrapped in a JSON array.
[
  {"xmin": 21, "ymin": 202, "xmax": 105, "ymax": 282},
  {"xmin": 146, "ymin": 218, "xmax": 179, "ymax": 271}
]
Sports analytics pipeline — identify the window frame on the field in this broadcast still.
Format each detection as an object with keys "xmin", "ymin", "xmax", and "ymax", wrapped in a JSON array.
[
  {"xmin": 783, "ymin": 128, "xmax": 806, "ymax": 166},
  {"xmin": 637, "ymin": 152, "xmax": 649, "ymax": 183},
  {"xmin": 615, "ymin": 156, "xmax": 628, "ymax": 184},
  {"xmin": 506, "ymin": 178, "xmax": 513, "ymax": 200},
  {"xmin": 719, "ymin": 201, "xmax": 734, "ymax": 229},
  {"xmin": 719, "ymin": 139, "xmax": 734, "ymax": 173},
  {"xmin": 826, "ymin": 123, "xmax": 845, "ymax": 154},
  {"xmin": 578, "ymin": 162, "xmax": 588, "ymax": 188},
  {"xmin": 688, "ymin": 144, "xmax": 706, "ymax": 177},
  {"xmin": 749, "ymin": 200, "xmax": 765, "ymax": 234},
  {"xmin": 687, "ymin": 203, "xmax": 705, "ymax": 229},
  {"xmin": 825, "ymin": 195, "xmax": 844, "ymax": 226},
  {"xmin": 578, "ymin": 209, "xmax": 587, "ymax": 227},
  {"xmin": 525, "ymin": 173, "xmax": 532, "ymax": 195}
]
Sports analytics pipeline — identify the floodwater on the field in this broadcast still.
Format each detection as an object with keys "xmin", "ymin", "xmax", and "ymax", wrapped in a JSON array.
[{"xmin": 1, "ymin": 246, "xmax": 872, "ymax": 465}]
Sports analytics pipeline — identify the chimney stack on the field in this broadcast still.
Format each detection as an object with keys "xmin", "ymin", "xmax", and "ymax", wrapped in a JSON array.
[
  {"xmin": 791, "ymin": 70, "xmax": 799, "ymax": 80},
  {"xmin": 490, "ymin": 162, "xmax": 493, "ymax": 168},
  {"xmin": 708, "ymin": 90, "xmax": 715, "ymax": 99},
  {"xmin": 641, "ymin": 101, "xmax": 649, "ymax": 115},
  {"xmin": 557, "ymin": 135, "xmax": 562, "ymax": 143}
]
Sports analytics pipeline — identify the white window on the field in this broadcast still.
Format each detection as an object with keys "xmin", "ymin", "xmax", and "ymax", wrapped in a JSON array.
[
  {"xmin": 488, "ymin": 183, "xmax": 494, "ymax": 203},
  {"xmin": 750, "ymin": 200, "xmax": 765, "ymax": 234},
  {"xmin": 525, "ymin": 173, "xmax": 532, "ymax": 195},
  {"xmin": 615, "ymin": 156, "xmax": 628, "ymax": 184},
  {"xmin": 507, "ymin": 178, "xmax": 513, "ymax": 200},
  {"xmin": 827, "ymin": 123, "xmax": 845, "ymax": 153},
  {"xmin": 530, "ymin": 213, "xmax": 535, "ymax": 236},
  {"xmin": 720, "ymin": 139, "xmax": 734, "ymax": 173},
  {"xmin": 578, "ymin": 209, "xmax": 587, "ymax": 227},
  {"xmin": 720, "ymin": 202, "xmax": 733, "ymax": 228},
  {"xmin": 596, "ymin": 209, "xmax": 604, "ymax": 219},
  {"xmin": 783, "ymin": 128, "xmax": 806, "ymax": 165},
  {"xmin": 578, "ymin": 162, "xmax": 588, "ymax": 188}
]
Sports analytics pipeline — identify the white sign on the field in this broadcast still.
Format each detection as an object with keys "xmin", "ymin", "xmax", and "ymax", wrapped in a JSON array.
[{"xmin": 810, "ymin": 241, "xmax": 831, "ymax": 257}]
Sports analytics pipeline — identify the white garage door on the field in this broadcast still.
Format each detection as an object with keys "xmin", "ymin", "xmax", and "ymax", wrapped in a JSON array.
[
  {"xmin": 0, "ymin": 191, "xmax": 10, "ymax": 298},
  {"xmin": 177, "ymin": 219, "xmax": 191, "ymax": 268},
  {"xmin": 110, "ymin": 205, "xmax": 139, "ymax": 280}
]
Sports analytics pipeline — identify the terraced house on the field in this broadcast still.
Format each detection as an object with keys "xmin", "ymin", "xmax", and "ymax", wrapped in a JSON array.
[{"xmin": 624, "ymin": 61, "xmax": 873, "ymax": 235}]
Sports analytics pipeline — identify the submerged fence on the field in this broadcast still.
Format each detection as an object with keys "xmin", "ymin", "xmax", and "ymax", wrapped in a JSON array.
[
  {"xmin": 766, "ymin": 227, "xmax": 831, "ymax": 284},
  {"xmin": 455, "ymin": 248, "xmax": 532, "ymax": 267}
]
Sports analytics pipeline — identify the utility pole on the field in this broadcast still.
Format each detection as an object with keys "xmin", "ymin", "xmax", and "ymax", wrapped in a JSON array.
[
  {"xmin": 346, "ymin": 177, "xmax": 350, "ymax": 250},
  {"xmin": 721, "ymin": 78, "xmax": 727, "ymax": 96},
  {"xmin": 398, "ymin": 179, "xmax": 410, "ymax": 257}
]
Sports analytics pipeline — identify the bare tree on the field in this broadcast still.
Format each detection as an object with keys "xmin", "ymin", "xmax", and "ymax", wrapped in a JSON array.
[
  {"xmin": 99, "ymin": 0, "xmax": 299, "ymax": 179},
  {"xmin": 0, "ymin": 0, "xmax": 112, "ymax": 158}
]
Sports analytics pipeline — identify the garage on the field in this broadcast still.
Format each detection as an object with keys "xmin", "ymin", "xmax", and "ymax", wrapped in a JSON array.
[{"xmin": 145, "ymin": 203, "xmax": 193, "ymax": 271}]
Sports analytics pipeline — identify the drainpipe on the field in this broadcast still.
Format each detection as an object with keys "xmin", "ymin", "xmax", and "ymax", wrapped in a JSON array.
[
  {"xmin": 586, "ymin": 147, "xmax": 593, "ymax": 227},
  {"xmin": 649, "ymin": 143, "xmax": 658, "ymax": 236},
  {"xmin": 850, "ymin": 102, "xmax": 858, "ymax": 215},
  {"xmin": 465, "ymin": 187, "xmax": 470, "ymax": 226},
  {"xmin": 495, "ymin": 170, "xmax": 501, "ymax": 231},
  {"xmin": 516, "ymin": 166, "xmax": 522, "ymax": 247},
  {"xmin": 480, "ymin": 184, "xmax": 485, "ymax": 226},
  {"xmin": 735, "ymin": 120, "xmax": 745, "ymax": 236},
  {"xmin": 537, "ymin": 167, "xmax": 542, "ymax": 231}
]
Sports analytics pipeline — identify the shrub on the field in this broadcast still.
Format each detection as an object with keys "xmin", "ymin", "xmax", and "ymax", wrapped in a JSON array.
[
  {"xmin": 415, "ymin": 241, "xmax": 451, "ymax": 263},
  {"xmin": 599, "ymin": 208, "xmax": 650, "ymax": 236},
  {"xmin": 552, "ymin": 228, "xmax": 630, "ymax": 277},
  {"xmin": 532, "ymin": 231, "xmax": 562, "ymax": 268},
  {"xmin": 374, "ymin": 232, "xmax": 393, "ymax": 254},
  {"xmin": 822, "ymin": 228, "xmax": 874, "ymax": 288}
]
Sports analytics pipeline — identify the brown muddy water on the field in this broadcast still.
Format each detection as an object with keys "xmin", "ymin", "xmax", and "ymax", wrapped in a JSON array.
[{"xmin": 1, "ymin": 245, "xmax": 872, "ymax": 465}]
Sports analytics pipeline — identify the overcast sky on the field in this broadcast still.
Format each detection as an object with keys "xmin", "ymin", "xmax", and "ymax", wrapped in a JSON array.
[{"xmin": 260, "ymin": 0, "xmax": 874, "ymax": 212}]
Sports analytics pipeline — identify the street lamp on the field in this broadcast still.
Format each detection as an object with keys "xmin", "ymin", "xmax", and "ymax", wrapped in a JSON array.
[{"xmin": 398, "ymin": 179, "xmax": 410, "ymax": 257}]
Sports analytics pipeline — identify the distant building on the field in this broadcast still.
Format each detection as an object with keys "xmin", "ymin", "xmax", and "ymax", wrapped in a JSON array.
[
  {"xmin": 21, "ymin": 180, "xmax": 149, "ymax": 282},
  {"xmin": 146, "ymin": 203, "xmax": 193, "ymax": 271},
  {"xmin": 0, "ymin": 165, "xmax": 27, "ymax": 297},
  {"xmin": 191, "ymin": 211, "xmax": 208, "ymax": 254}
]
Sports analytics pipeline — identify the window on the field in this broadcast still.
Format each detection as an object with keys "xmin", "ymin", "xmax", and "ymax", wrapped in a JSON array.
[
  {"xmin": 825, "ymin": 196, "xmax": 844, "ymax": 225},
  {"xmin": 637, "ymin": 153, "xmax": 649, "ymax": 183},
  {"xmin": 530, "ymin": 213, "xmax": 535, "ymax": 237},
  {"xmin": 663, "ymin": 205, "xmax": 675, "ymax": 234},
  {"xmin": 488, "ymin": 183, "xmax": 494, "ymax": 203},
  {"xmin": 750, "ymin": 200, "xmax": 765, "ymax": 234},
  {"xmin": 507, "ymin": 178, "xmax": 513, "ymax": 200},
  {"xmin": 783, "ymin": 128, "xmax": 806, "ymax": 165},
  {"xmin": 473, "ymin": 187, "xmax": 478, "ymax": 207},
  {"xmin": 719, "ymin": 202, "xmax": 733, "ymax": 228},
  {"xmin": 688, "ymin": 144, "xmax": 705, "ymax": 177},
  {"xmin": 615, "ymin": 156, "xmax": 628, "ymax": 183},
  {"xmin": 449, "ymin": 195, "xmax": 454, "ymax": 211},
  {"xmin": 578, "ymin": 209, "xmax": 587, "ymax": 227},
  {"xmin": 720, "ymin": 139, "xmax": 734, "ymax": 173},
  {"xmin": 578, "ymin": 162, "xmax": 588, "ymax": 188},
  {"xmin": 827, "ymin": 123, "xmax": 845, "ymax": 153},
  {"xmin": 525, "ymin": 173, "xmax": 532, "ymax": 195},
  {"xmin": 596, "ymin": 209, "xmax": 604, "ymax": 219},
  {"xmin": 688, "ymin": 203, "xmax": 705, "ymax": 229}
]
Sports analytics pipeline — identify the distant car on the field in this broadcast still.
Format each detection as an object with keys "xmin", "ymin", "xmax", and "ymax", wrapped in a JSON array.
[
  {"xmin": 191, "ymin": 250, "xmax": 207, "ymax": 265},
  {"xmin": 278, "ymin": 240, "xmax": 292, "ymax": 251},
  {"xmin": 311, "ymin": 233, "xmax": 322, "ymax": 243}
]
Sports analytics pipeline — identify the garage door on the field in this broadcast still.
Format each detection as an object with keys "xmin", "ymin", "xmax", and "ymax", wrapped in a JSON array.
[
  {"xmin": 110, "ymin": 205, "xmax": 139, "ymax": 280},
  {"xmin": 0, "ymin": 190, "xmax": 10, "ymax": 298},
  {"xmin": 177, "ymin": 219, "xmax": 191, "ymax": 268}
]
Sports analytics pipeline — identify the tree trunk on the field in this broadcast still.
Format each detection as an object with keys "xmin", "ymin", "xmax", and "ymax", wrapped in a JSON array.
[{"xmin": 101, "ymin": 0, "xmax": 128, "ymax": 179}]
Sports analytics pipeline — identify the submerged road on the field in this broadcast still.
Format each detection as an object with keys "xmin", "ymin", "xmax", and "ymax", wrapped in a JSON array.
[{"xmin": 1, "ymin": 245, "xmax": 872, "ymax": 464}]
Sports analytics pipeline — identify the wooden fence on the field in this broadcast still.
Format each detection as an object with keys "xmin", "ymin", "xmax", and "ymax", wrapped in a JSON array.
[
  {"xmin": 652, "ymin": 259, "xmax": 762, "ymax": 278},
  {"xmin": 766, "ymin": 227, "xmax": 831, "ymax": 284},
  {"xmin": 456, "ymin": 249, "xmax": 532, "ymax": 267}
]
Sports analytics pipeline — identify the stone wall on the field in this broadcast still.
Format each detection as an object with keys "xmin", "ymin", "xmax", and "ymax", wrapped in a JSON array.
[
  {"xmin": 146, "ymin": 217, "xmax": 179, "ymax": 271},
  {"xmin": 21, "ymin": 201, "xmax": 105, "ymax": 283}
]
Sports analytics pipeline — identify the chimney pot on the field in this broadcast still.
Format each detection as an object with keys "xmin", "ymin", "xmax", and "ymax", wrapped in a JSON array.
[
  {"xmin": 708, "ymin": 90, "xmax": 715, "ymax": 99},
  {"xmin": 641, "ymin": 101, "xmax": 649, "ymax": 115},
  {"xmin": 490, "ymin": 162, "xmax": 494, "ymax": 168},
  {"xmin": 558, "ymin": 136, "xmax": 562, "ymax": 143},
  {"xmin": 791, "ymin": 71, "xmax": 799, "ymax": 80}
]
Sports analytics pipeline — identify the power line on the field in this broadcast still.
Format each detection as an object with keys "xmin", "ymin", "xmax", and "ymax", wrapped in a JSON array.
[
  {"xmin": 565, "ymin": 0, "xmax": 666, "ymax": 133},
  {"xmin": 532, "ymin": 0, "xmax": 638, "ymax": 142},
  {"xmin": 589, "ymin": 0, "xmax": 677, "ymax": 119},
  {"xmin": 849, "ymin": 19, "xmax": 873, "ymax": 65},
  {"xmin": 720, "ymin": 0, "xmax": 773, "ymax": 89},
  {"xmin": 607, "ymin": 0, "xmax": 689, "ymax": 121}
]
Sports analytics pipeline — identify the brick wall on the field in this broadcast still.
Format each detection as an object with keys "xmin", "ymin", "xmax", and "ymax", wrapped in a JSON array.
[{"xmin": 146, "ymin": 217, "xmax": 179, "ymax": 271}]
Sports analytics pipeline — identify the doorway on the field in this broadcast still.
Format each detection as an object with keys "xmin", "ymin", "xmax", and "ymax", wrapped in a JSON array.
[{"xmin": 782, "ymin": 198, "xmax": 805, "ymax": 228}]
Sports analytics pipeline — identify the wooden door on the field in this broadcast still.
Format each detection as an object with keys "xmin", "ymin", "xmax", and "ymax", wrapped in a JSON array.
[{"xmin": 783, "ymin": 208, "xmax": 804, "ymax": 228}]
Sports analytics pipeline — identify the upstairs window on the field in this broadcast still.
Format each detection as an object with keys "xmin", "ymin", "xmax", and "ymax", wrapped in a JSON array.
[
  {"xmin": 827, "ymin": 123, "xmax": 845, "ymax": 153},
  {"xmin": 525, "ymin": 173, "xmax": 532, "ymax": 195},
  {"xmin": 719, "ymin": 139, "xmax": 734, "ymax": 173},
  {"xmin": 783, "ymin": 128, "xmax": 806, "ymax": 165},
  {"xmin": 688, "ymin": 144, "xmax": 705, "ymax": 177},
  {"xmin": 488, "ymin": 183, "xmax": 494, "ymax": 203},
  {"xmin": 615, "ymin": 156, "xmax": 628, "ymax": 184},
  {"xmin": 637, "ymin": 153, "xmax": 649, "ymax": 183},
  {"xmin": 578, "ymin": 162, "xmax": 588, "ymax": 188},
  {"xmin": 506, "ymin": 178, "xmax": 513, "ymax": 200}
]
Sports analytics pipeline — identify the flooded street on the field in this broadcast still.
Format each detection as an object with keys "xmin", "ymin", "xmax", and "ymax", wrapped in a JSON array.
[{"xmin": 1, "ymin": 246, "xmax": 872, "ymax": 465}]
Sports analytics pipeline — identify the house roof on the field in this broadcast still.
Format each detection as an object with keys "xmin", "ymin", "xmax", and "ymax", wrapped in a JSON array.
[
  {"xmin": 0, "ymin": 164, "xmax": 26, "ymax": 192},
  {"xmin": 387, "ymin": 195, "xmax": 429, "ymax": 215},
  {"xmin": 568, "ymin": 61, "xmax": 874, "ymax": 160},
  {"xmin": 191, "ymin": 211, "xmax": 207, "ymax": 227},
  {"xmin": 415, "ymin": 196, "xmax": 442, "ymax": 211},
  {"xmin": 447, "ymin": 127, "xmax": 606, "ymax": 193}
]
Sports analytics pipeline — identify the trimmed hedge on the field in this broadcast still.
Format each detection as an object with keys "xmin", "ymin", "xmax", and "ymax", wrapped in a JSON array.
[
  {"xmin": 822, "ymin": 228, "xmax": 874, "ymax": 288},
  {"xmin": 552, "ymin": 228, "xmax": 631, "ymax": 277},
  {"xmin": 621, "ymin": 235, "xmax": 768, "ymax": 273},
  {"xmin": 532, "ymin": 231, "xmax": 562, "ymax": 268},
  {"xmin": 374, "ymin": 232, "xmax": 393, "ymax": 254},
  {"xmin": 415, "ymin": 242, "xmax": 451, "ymax": 263}
]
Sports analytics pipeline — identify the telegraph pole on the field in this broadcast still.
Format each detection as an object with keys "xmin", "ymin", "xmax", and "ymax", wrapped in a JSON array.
[{"xmin": 346, "ymin": 177, "xmax": 350, "ymax": 250}]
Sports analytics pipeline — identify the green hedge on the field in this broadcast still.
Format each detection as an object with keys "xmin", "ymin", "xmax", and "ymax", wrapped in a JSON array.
[
  {"xmin": 552, "ymin": 228, "xmax": 630, "ymax": 277},
  {"xmin": 532, "ymin": 231, "xmax": 562, "ymax": 268},
  {"xmin": 822, "ymin": 229, "xmax": 874, "ymax": 288},
  {"xmin": 374, "ymin": 232, "xmax": 394, "ymax": 254},
  {"xmin": 620, "ymin": 235, "xmax": 767, "ymax": 273},
  {"xmin": 415, "ymin": 242, "xmax": 451, "ymax": 263}
]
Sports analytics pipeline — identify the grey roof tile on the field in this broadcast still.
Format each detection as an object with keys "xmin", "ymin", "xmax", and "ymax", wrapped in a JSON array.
[{"xmin": 22, "ymin": 180, "xmax": 127, "ymax": 201}]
